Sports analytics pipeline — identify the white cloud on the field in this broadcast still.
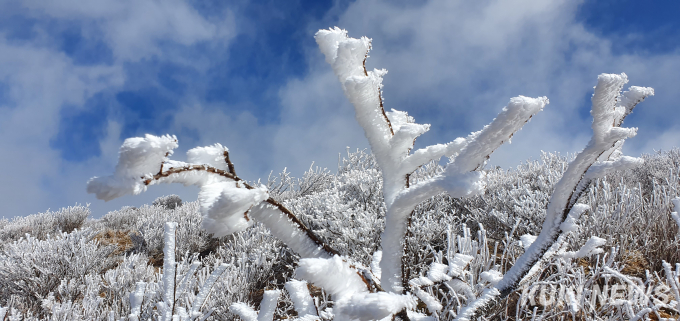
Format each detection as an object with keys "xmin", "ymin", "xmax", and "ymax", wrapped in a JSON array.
[
  {"xmin": 17, "ymin": 0, "xmax": 234, "ymax": 62},
  {"xmin": 0, "ymin": 37, "xmax": 125, "ymax": 217}
]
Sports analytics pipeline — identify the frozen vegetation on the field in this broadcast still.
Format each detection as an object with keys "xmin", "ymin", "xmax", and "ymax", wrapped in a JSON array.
[
  {"xmin": 1, "ymin": 149, "xmax": 680, "ymax": 320},
  {"xmin": 2, "ymin": 28, "xmax": 680, "ymax": 320}
]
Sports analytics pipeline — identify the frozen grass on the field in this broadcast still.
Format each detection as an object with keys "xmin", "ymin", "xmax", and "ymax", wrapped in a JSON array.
[
  {"xmin": 1, "ymin": 149, "xmax": 679, "ymax": 320},
  {"xmin": 0, "ymin": 205, "xmax": 90, "ymax": 242}
]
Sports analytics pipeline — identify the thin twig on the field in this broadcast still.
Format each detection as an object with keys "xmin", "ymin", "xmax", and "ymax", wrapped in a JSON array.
[{"xmin": 224, "ymin": 151, "xmax": 236, "ymax": 176}]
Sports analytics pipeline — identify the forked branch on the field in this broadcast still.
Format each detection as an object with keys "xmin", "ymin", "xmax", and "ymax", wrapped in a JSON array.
[
  {"xmin": 316, "ymin": 27, "xmax": 547, "ymax": 294},
  {"xmin": 454, "ymin": 73, "xmax": 654, "ymax": 320}
]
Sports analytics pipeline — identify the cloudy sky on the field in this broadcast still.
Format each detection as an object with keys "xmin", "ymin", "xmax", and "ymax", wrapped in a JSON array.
[{"xmin": 1, "ymin": 0, "xmax": 679, "ymax": 218}]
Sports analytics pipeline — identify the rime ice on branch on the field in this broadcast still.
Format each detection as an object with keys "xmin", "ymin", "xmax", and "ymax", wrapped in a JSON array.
[
  {"xmin": 87, "ymin": 136, "xmax": 337, "ymax": 259},
  {"xmin": 315, "ymin": 27, "xmax": 548, "ymax": 293},
  {"xmin": 455, "ymin": 73, "xmax": 654, "ymax": 320}
]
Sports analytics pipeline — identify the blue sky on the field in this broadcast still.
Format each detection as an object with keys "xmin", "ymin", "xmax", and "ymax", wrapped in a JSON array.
[{"xmin": 1, "ymin": 0, "xmax": 679, "ymax": 218}]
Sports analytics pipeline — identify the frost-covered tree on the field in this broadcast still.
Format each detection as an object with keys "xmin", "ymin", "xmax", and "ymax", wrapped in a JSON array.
[{"xmin": 86, "ymin": 28, "xmax": 666, "ymax": 320}]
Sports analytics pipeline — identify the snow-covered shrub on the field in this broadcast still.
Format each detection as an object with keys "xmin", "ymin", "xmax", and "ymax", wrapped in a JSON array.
[
  {"xmin": 629, "ymin": 149, "xmax": 680, "ymax": 198},
  {"xmin": 469, "ymin": 152, "xmax": 571, "ymax": 238},
  {"xmin": 287, "ymin": 149, "xmax": 385, "ymax": 264},
  {"xmin": 0, "ymin": 228, "xmax": 116, "ymax": 318},
  {"xmin": 153, "ymin": 194, "xmax": 183, "ymax": 210},
  {"xmin": 1, "ymin": 161, "xmax": 677, "ymax": 319},
  {"xmin": 433, "ymin": 149, "xmax": 680, "ymax": 274},
  {"xmin": 672, "ymin": 198, "xmax": 680, "ymax": 238},
  {"xmin": 581, "ymin": 170, "xmax": 680, "ymax": 271},
  {"xmin": 0, "ymin": 205, "xmax": 90, "ymax": 243},
  {"xmin": 267, "ymin": 165, "xmax": 335, "ymax": 203},
  {"xmin": 114, "ymin": 222, "xmax": 228, "ymax": 321},
  {"xmin": 314, "ymin": 26, "xmax": 547, "ymax": 297},
  {"xmin": 88, "ymin": 201, "xmax": 213, "ymax": 262},
  {"xmin": 179, "ymin": 219, "xmax": 297, "ymax": 321}
]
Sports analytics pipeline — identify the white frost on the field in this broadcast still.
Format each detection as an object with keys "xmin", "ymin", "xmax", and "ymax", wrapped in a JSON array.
[
  {"xmin": 409, "ymin": 276, "xmax": 434, "ymax": 288},
  {"xmin": 258, "ymin": 290, "xmax": 281, "ymax": 321},
  {"xmin": 251, "ymin": 203, "xmax": 331, "ymax": 259},
  {"xmin": 454, "ymin": 288, "xmax": 501, "ymax": 321},
  {"xmin": 446, "ymin": 96, "xmax": 548, "ymax": 174},
  {"xmin": 573, "ymin": 236, "xmax": 606, "ymax": 258},
  {"xmin": 495, "ymin": 73, "xmax": 652, "ymax": 296},
  {"xmin": 187, "ymin": 144, "xmax": 230, "ymax": 172},
  {"xmin": 370, "ymin": 251, "xmax": 382, "ymax": 281},
  {"xmin": 88, "ymin": 134, "xmax": 338, "ymax": 261},
  {"xmin": 162, "ymin": 222, "xmax": 177, "ymax": 306},
  {"xmin": 427, "ymin": 262, "xmax": 451, "ymax": 283},
  {"xmin": 285, "ymin": 280, "xmax": 317, "ymax": 317},
  {"xmin": 407, "ymin": 311, "xmax": 436, "ymax": 321},
  {"xmin": 560, "ymin": 203, "xmax": 589, "ymax": 233},
  {"xmin": 199, "ymin": 182, "xmax": 268, "ymax": 237},
  {"xmin": 87, "ymin": 134, "xmax": 178, "ymax": 201},
  {"xmin": 316, "ymin": 27, "xmax": 547, "ymax": 294},
  {"xmin": 566, "ymin": 288, "xmax": 579, "ymax": 314},
  {"xmin": 480, "ymin": 270, "xmax": 503, "ymax": 286},
  {"xmin": 129, "ymin": 282, "xmax": 146, "ymax": 319},
  {"xmin": 334, "ymin": 292, "xmax": 416, "ymax": 321},
  {"xmin": 519, "ymin": 234, "xmax": 537, "ymax": 250},
  {"xmin": 413, "ymin": 287, "xmax": 443, "ymax": 313},
  {"xmin": 191, "ymin": 263, "xmax": 228, "ymax": 317},
  {"xmin": 295, "ymin": 255, "xmax": 367, "ymax": 299},
  {"xmin": 449, "ymin": 253, "xmax": 474, "ymax": 278},
  {"xmin": 585, "ymin": 156, "xmax": 643, "ymax": 180},
  {"xmin": 230, "ymin": 303, "xmax": 258, "ymax": 321}
]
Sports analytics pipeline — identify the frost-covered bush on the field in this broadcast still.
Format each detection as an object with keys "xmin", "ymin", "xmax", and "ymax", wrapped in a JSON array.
[
  {"xmin": 440, "ymin": 149, "xmax": 680, "ymax": 271},
  {"xmin": 629, "ymin": 149, "xmax": 680, "ymax": 197},
  {"xmin": 582, "ymin": 164, "xmax": 680, "ymax": 271},
  {"xmin": 0, "ymin": 205, "xmax": 90, "ymax": 243},
  {"xmin": 468, "ymin": 152, "xmax": 571, "ymax": 238},
  {"xmin": 152, "ymin": 194, "xmax": 183, "ymax": 210},
  {"xmin": 267, "ymin": 165, "xmax": 335, "ymax": 203},
  {"xmin": 87, "ymin": 201, "xmax": 213, "ymax": 261},
  {"xmin": 199, "ymin": 223, "xmax": 293, "ymax": 320},
  {"xmin": 451, "ymin": 70, "xmax": 656, "ymax": 319},
  {"xmin": 0, "ymin": 228, "xmax": 116, "ymax": 318},
  {"xmin": 287, "ymin": 149, "xmax": 385, "ymax": 264}
]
